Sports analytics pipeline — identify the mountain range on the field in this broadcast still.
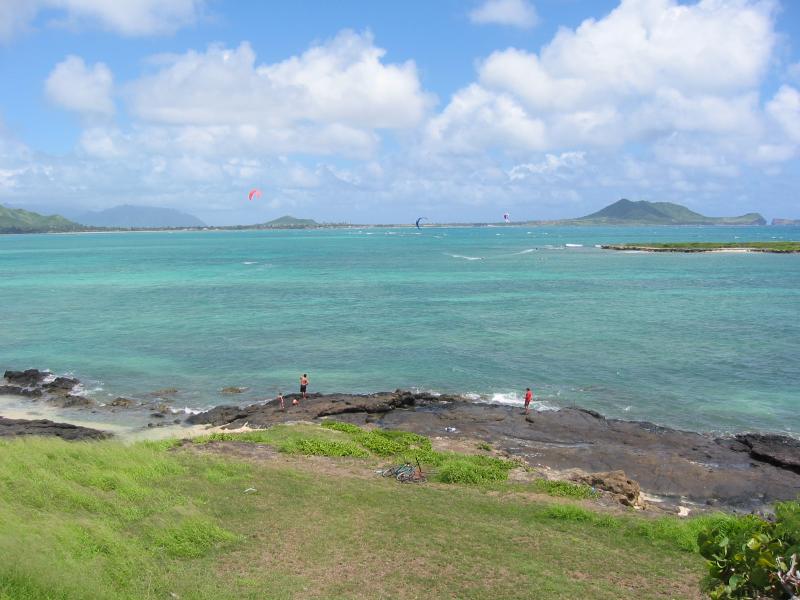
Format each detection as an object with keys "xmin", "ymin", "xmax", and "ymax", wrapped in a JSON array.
[{"xmin": 74, "ymin": 205, "xmax": 206, "ymax": 228}]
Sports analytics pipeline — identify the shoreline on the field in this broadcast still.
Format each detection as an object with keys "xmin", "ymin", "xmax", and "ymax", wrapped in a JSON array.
[{"xmin": 3, "ymin": 370, "xmax": 799, "ymax": 514}]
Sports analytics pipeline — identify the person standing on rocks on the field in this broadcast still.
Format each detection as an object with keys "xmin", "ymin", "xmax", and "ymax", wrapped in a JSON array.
[
  {"xmin": 277, "ymin": 393, "xmax": 285, "ymax": 411},
  {"xmin": 299, "ymin": 373, "xmax": 309, "ymax": 401},
  {"xmin": 524, "ymin": 387, "xmax": 533, "ymax": 415}
]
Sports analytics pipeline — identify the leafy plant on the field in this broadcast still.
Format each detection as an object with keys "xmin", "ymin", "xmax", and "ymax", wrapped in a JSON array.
[
  {"xmin": 320, "ymin": 420, "xmax": 363, "ymax": 435},
  {"xmin": 698, "ymin": 502, "xmax": 800, "ymax": 599},
  {"xmin": 278, "ymin": 438, "xmax": 369, "ymax": 458}
]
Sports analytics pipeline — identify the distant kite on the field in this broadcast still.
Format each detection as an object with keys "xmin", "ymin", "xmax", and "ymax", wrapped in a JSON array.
[
  {"xmin": 248, "ymin": 189, "xmax": 262, "ymax": 201},
  {"xmin": 503, "ymin": 212, "xmax": 510, "ymax": 223},
  {"xmin": 415, "ymin": 217, "xmax": 427, "ymax": 229}
]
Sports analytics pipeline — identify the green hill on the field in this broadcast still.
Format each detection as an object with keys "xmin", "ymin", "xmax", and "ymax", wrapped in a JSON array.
[
  {"xmin": 569, "ymin": 199, "xmax": 765, "ymax": 226},
  {"xmin": 0, "ymin": 205, "xmax": 86, "ymax": 234},
  {"xmin": 259, "ymin": 215, "xmax": 318, "ymax": 229}
]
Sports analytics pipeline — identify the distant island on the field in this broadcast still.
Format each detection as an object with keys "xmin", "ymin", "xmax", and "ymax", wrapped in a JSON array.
[
  {"xmin": 75, "ymin": 205, "xmax": 206, "ymax": 228},
  {"xmin": 601, "ymin": 242, "xmax": 800, "ymax": 253},
  {"xmin": 0, "ymin": 205, "xmax": 86, "ymax": 234},
  {"xmin": 0, "ymin": 200, "xmax": 778, "ymax": 234},
  {"xmin": 552, "ymin": 199, "xmax": 766, "ymax": 226}
]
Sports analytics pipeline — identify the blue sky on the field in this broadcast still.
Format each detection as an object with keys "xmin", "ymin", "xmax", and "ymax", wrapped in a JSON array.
[{"xmin": 1, "ymin": 0, "xmax": 799, "ymax": 224}]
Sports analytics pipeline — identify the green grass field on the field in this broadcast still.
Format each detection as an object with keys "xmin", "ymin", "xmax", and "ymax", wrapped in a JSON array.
[{"xmin": 0, "ymin": 423, "xmax": 729, "ymax": 599}]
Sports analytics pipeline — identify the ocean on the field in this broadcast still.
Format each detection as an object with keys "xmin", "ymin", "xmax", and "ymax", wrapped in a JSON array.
[{"xmin": 1, "ymin": 225, "xmax": 798, "ymax": 436}]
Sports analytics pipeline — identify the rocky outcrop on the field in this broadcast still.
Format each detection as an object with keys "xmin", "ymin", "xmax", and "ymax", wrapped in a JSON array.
[
  {"xmin": 221, "ymin": 386, "xmax": 248, "ymax": 394},
  {"xmin": 1, "ymin": 369, "xmax": 91, "ymax": 406},
  {"xmin": 187, "ymin": 390, "xmax": 800, "ymax": 511},
  {"xmin": 735, "ymin": 434, "xmax": 800, "ymax": 474},
  {"xmin": 570, "ymin": 470, "xmax": 644, "ymax": 508},
  {"xmin": 0, "ymin": 417, "xmax": 109, "ymax": 440}
]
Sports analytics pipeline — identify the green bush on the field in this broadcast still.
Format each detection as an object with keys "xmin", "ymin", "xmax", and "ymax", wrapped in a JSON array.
[
  {"xmin": 698, "ymin": 502, "xmax": 800, "ymax": 599},
  {"xmin": 320, "ymin": 421, "xmax": 363, "ymax": 435},
  {"xmin": 278, "ymin": 438, "xmax": 369, "ymax": 458},
  {"xmin": 435, "ymin": 456, "xmax": 516, "ymax": 485}
]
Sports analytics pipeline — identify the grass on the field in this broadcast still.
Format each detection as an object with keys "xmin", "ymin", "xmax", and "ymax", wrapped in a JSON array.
[
  {"xmin": 0, "ymin": 432, "xmax": 713, "ymax": 599},
  {"xmin": 609, "ymin": 241, "xmax": 800, "ymax": 252}
]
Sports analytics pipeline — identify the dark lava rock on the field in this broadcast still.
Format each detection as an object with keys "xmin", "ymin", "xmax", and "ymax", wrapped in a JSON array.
[
  {"xmin": 221, "ymin": 386, "xmax": 248, "ymax": 394},
  {"xmin": 3, "ymin": 369, "xmax": 48, "ymax": 387},
  {"xmin": 187, "ymin": 405, "xmax": 252, "ymax": 427},
  {"xmin": 109, "ymin": 397, "xmax": 136, "ymax": 408},
  {"xmin": 43, "ymin": 376, "xmax": 80, "ymax": 394},
  {"xmin": 50, "ymin": 394, "xmax": 93, "ymax": 408},
  {"xmin": 735, "ymin": 434, "xmax": 800, "ymax": 474},
  {"xmin": 0, "ymin": 417, "xmax": 109, "ymax": 440},
  {"xmin": 0, "ymin": 384, "xmax": 42, "ymax": 397}
]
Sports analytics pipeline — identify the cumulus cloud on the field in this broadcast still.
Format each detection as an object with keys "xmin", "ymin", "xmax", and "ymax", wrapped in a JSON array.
[
  {"xmin": 125, "ymin": 31, "xmax": 432, "ymax": 157},
  {"xmin": 0, "ymin": 0, "xmax": 205, "ymax": 41},
  {"xmin": 767, "ymin": 85, "xmax": 800, "ymax": 142},
  {"xmin": 433, "ymin": 0, "xmax": 778, "ymax": 163},
  {"xmin": 45, "ymin": 55, "xmax": 114, "ymax": 117},
  {"xmin": 469, "ymin": 0, "xmax": 538, "ymax": 28}
]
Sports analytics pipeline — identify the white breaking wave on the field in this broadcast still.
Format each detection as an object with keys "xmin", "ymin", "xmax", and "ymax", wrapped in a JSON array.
[
  {"xmin": 171, "ymin": 406, "xmax": 203, "ymax": 415},
  {"xmin": 242, "ymin": 261, "xmax": 257, "ymax": 265},
  {"xmin": 445, "ymin": 253, "xmax": 483, "ymax": 261},
  {"xmin": 511, "ymin": 248, "xmax": 536, "ymax": 255},
  {"xmin": 565, "ymin": 243, "xmax": 583, "ymax": 248},
  {"xmin": 461, "ymin": 391, "xmax": 560, "ymax": 412}
]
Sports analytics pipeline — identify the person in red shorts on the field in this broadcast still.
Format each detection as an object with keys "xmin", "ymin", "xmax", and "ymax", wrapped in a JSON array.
[{"xmin": 524, "ymin": 387, "xmax": 533, "ymax": 415}]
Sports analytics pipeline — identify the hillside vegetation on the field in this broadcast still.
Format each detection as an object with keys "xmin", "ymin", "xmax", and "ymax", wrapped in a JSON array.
[
  {"xmin": 0, "ymin": 205, "xmax": 85, "ymax": 234},
  {"xmin": 0, "ymin": 423, "xmax": 718, "ymax": 600},
  {"xmin": 568, "ymin": 199, "xmax": 766, "ymax": 226}
]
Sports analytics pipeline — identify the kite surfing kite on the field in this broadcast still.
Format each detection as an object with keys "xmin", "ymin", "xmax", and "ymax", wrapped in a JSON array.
[
  {"xmin": 503, "ymin": 212, "xmax": 510, "ymax": 223},
  {"xmin": 415, "ymin": 217, "xmax": 427, "ymax": 229},
  {"xmin": 248, "ymin": 189, "xmax": 262, "ymax": 201}
]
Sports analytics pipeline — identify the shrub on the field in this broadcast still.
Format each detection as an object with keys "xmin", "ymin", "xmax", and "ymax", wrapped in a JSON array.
[
  {"xmin": 278, "ymin": 438, "xmax": 369, "ymax": 458},
  {"xmin": 698, "ymin": 502, "xmax": 800, "ymax": 599},
  {"xmin": 320, "ymin": 421, "xmax": 363, "ymax": 435},
  {"xmin": 435, "ymin": 456, "xmax": 516, "ymax": 485}
]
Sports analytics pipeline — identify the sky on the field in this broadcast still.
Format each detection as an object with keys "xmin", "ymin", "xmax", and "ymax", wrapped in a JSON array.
[{"xmin": 0, "ymin": 0, "xmax": 799, "ymax": 225}]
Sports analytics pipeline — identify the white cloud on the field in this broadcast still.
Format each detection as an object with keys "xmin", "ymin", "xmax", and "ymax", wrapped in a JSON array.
[
  {"xmin": 126, "ymin": 31, "xmax": 432, "ymax": 157},
  {"xmin": 469, "ymin": 0, "xmax": 538, "ymax": 29},
  {"xmin": 433, "ymin": 0, "xmax": 777, "ymax": 155},
  {"xmin": 45, "ymin": 55, "xmax": 114, "ymax": 117},
  {"xmin": 0, "ymin": 0, "xmax": 205, "ymax": 41},
  {"xmin": 767, "ymin": 85, "xmax": 800, "ymax": 142},
  {"xmin": 508, "ymin": 152, "xmax": 586, "ymax": 180}
]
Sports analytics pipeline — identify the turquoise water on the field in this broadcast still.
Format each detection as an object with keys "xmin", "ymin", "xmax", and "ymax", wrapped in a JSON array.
[{"xmin": 1, "ymin": 226, "xmax": 798, "ymax": 436}]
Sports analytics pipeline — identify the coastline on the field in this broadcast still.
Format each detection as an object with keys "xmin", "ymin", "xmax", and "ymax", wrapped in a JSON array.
[{"xmin": 3, "ymin": 370, "xmax": 799, "ymax": 514}]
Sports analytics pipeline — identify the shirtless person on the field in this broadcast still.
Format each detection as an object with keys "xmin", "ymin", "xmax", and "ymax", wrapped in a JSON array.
[
  {"xmin": 524, "ymin": 387, "xmax": 533, "ymax": 415},
  {"xmin": 299, "ymin": 373, "xmax": 309, "ymax": 400}
]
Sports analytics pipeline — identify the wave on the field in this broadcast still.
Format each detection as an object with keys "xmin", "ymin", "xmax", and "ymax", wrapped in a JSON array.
[
  {"xmin": 242, "ymin": 261, "xmax": 257, "ymax": 265},
  {"xmin": 565, "ymin": 243, "xmax": 583, "ymax": 248},
  {"xmin": 511, "ymin": 248, "xmax": 536, "ymax": 255},
  {"xmin": 461, "ymin": 391, "xmax": 560, "ymax": 412},
  {"xmin": 445, "ymin": 253, "xmax": 483, "ymax": 261}
]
